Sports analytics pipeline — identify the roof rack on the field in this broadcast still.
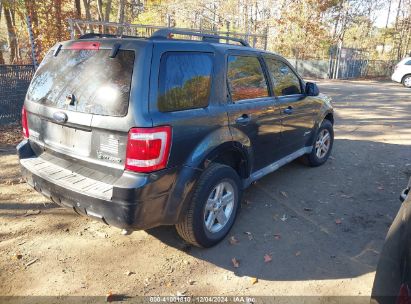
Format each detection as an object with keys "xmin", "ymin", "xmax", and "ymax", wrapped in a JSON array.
[
  {"xmin": 149, "ymin": 28, "xmax": 250, "ymax": 47},
  {"xmin": 68, "ymin": 19, "xmax": 267, "ymax": 49},
  {"xmin": 78, "ymin": 33, "xmax": 145, "ymax": 39}
]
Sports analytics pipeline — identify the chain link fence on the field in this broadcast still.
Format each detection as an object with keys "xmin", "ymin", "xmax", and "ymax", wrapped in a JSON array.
[{"xmin": 0, "ymin": 65, "xmax": 35, "ymax": 125}]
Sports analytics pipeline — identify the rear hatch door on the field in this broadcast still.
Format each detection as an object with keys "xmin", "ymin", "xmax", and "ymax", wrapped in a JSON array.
[{"xmin": 25, "ymin": 39, "xmax": 147, "ymax": 171}]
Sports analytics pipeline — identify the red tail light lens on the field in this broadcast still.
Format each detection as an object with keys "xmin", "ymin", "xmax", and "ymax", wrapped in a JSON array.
[
  {"xmin": 398, "ymin": 283, "xmax": 411, "ymax": 304},
  {"xmin": 21, "ymin": 106, "xmax": 29, "ymax": 138},
  {"xmin": 125, "ymin": 126, "xmax": 172, "ymax": 173}
]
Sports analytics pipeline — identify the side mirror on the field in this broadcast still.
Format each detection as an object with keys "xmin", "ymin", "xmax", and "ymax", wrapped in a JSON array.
[{"xmin": 305, "ymin": 82, "xmax": 320, "ymax": 96}]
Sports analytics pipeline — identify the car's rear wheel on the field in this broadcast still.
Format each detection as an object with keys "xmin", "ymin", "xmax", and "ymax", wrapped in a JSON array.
[
  {"xmin": 176, "ymin": 163, "xmax": 241, "ymax": 248},
  {"xmin": 402, "ymin": 75, "xmax": 411, "ymax": 88},
  {"xmin": 303, "ymin": 119, "xmax": 334, "ymax": 167}
]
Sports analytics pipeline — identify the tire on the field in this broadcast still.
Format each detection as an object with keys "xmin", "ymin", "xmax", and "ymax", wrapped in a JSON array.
[
  {"xmin": 402, "ymin": 75, "xmax": 411, "ymax": 88},
  {"xmin": 176, "ymin": 163, "xmax": 242, "ymax": 248},
  {"xmin": 302, "ymin": 119, "xmax": 334, "ymax": 167}
]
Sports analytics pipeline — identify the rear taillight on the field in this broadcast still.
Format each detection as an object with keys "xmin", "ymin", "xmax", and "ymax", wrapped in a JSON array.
[
  {"xmin": 125, "ymin": 126, "xmax": 172, "ymax": 173},
  {"xmin": 21, "ymin": 106, "xmax": 29, "ymax": 138},
  {"xmin": 397, "ymin": 283, "xmax": 411, "ymax": 304}
]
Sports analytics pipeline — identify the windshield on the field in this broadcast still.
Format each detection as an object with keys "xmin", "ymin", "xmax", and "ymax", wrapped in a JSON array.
[{"xmin": 26, "ymin": 49, "xmax": 135, "ymax": 116}]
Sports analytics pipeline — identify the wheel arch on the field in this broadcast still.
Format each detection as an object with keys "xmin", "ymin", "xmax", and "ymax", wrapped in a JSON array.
[
  {"xmin": 402, "ymin": 74, "xmax": 411, "ymax": 86},
  {"xmin": 200, "ymin": 142, "xmax": 252, "ymax": 180}
]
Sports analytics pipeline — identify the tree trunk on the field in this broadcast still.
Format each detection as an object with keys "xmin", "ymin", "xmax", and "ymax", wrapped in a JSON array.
[
  {"xmin": 55, "ymin": 0, "xmax": 62, "ymax": 40},
  {"xmin": 97, "ymin": 0, "xmax": 103, "ymax": 21},
  {"xmin": 3, "ymin": 6, "xmax": 17, "ymax": 64},
  {"xmin": 103, "ymin": 0, "xmax": 112, "ymax": 33},
  {"xmin": 116, "ymin": 0, "xmax": 126, "ymax": 35},
  {"xmin": 75, "ymin": 0, "xmax": 81, "ymax": 19},
  {"xmin": 82, "ymin": 0, "xmax": 93, "ymax": 32},
  {"xmin": 0, "ymin": 2, "xmax": 3, "ymax": 64}
]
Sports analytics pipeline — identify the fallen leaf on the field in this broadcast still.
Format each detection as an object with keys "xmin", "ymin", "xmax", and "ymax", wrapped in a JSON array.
[
  {"xmin": 274, "ymin": 234, "xmax": 281, "ymax": 240},
  {"xmin": 335, "ymin": 219, "xmax": 342, "ymax": 224},
  {"xmin": 244, "ymin": 232, "xmax": 253, "ymax": 240},
  {"xmin": 13, "ymin": 253, "xmax": 22, "ymax": 260},
  {"xmin": 295, "ymin": 251, "xmax": 301, "ymax": 257},
  {"xmin": 377, "ymin": 186, "xmax": 384, "ymax": 190},
  {"xmin": 125, "ymin": 271, "xmax": 134, "ymax": 276},
  {"xmin": 176, "ymin": 291, "xmax": 187, "ymax": 297},
  {"xmin": 280, "ymin": 191, "xmax": 288, "ymax": 198},
  {"xmin": 231, "ymin": 257, "xmax": 240, "ymax": 268},
  {"xmin": 264, "ymin": 254, "xmax": 272, "ymax": 263},
  {"xmin": 188, "ymin": 279, "xmax": 195, "ymax": 285},
  {"xmin": 250, "ymin": 277, "xmax": 258, "ymax": 284},
  {"xmin": 280, "ymin": 214, "xmax": 288, "ymax": 222},
  {"xmin": 106, "ymin": 291, "xmax": 113, "ymax": 302},
  {"xmin": 229, "ymin": 236, "xmax": 239, "ymax": 245}
]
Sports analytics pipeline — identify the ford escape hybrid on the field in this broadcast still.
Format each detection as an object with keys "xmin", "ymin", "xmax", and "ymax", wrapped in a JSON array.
[{"xmin": 18, "ymin": 29, "xmax": 334, "ymax": 247}]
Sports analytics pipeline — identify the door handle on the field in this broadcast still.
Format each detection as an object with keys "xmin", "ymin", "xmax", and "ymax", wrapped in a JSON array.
[
  {"xmin": 235, "ymin": 114, "xmax": 251, "ymax": 125},
  {"xmin": 283, "ymin": 106, "xmax": 293, "ymax": 115}
]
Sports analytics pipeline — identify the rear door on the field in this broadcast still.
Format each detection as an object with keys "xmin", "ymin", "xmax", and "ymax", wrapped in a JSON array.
[
  {"xmin": 25, "ymin": 40, "xmax": 150, "ymax": 172},
  {"xmin": 226, "ymin": 51, "xmax": 282, "ymax": 171},
  {"xmin": 264, "ymin": 56, "xmax": 317, "ymax": 155},
  {"xmin": 148, "ymin": 42, "xmax": 228, "ymax": 168}
]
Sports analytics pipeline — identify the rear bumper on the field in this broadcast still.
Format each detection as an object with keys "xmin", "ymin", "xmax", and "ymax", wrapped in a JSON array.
[
  {"xmin": 17, "ymin": 140, "xmax": 200, "ymax": 230},
  {"xmin": 391, "ymin": 72, "xmax": 402, "ymax": 83}
]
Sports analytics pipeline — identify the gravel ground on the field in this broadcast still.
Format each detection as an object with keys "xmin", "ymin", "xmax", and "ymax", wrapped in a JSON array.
[{"xmin": 0, "ymin": 80, "xmax": 410, "ymax": 300}]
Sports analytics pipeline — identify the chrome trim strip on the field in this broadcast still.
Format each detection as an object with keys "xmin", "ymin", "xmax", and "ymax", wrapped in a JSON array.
[{"xmin": 244, "ymin": 146, "xmax": 312, "ymax": 188}]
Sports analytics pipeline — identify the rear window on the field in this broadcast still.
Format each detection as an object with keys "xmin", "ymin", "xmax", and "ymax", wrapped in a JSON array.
[
  {"xmin": 26, "ymin": 49, "xmax": 135, "ymax": 116},
  {"xmin": 158, "ymin": 52, "xmax": 213, "ymax": 112}
]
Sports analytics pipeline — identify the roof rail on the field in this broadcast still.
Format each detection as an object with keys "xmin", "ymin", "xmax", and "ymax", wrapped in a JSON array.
[{"xmin": 150, "ymin": 28, "xmax": 250, "ymax": 47}]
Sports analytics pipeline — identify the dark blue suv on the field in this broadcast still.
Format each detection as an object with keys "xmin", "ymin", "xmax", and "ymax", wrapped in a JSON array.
[{"xmin": 18, "ymin": 29, "xmax": 334, "ymax": 247}]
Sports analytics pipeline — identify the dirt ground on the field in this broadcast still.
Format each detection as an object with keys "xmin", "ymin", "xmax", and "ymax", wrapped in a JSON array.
[{"xmin": 1, "ymin": 80, "xmax": 410, "ymax": 299}]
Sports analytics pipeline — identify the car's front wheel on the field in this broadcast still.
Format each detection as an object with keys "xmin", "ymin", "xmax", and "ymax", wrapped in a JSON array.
[
  {"xmin": 402, "ymin": 75, "xmax": 411, "ymax": 88},
  {"xmin": 176, "ymin": 163, "xmax": 241, "ymax": 248},
  {"xmin": 303, "ymin": 119, "xmax": 334, "ymax": 167}
]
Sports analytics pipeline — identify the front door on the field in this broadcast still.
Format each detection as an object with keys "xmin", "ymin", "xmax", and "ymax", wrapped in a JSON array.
[
  {"xmin": 225, "ymin": 52, "xmax": 282, "ymax": 171},
  {"xmin": 264, "ymin": 56, "xmax": 317, "ymax": 156}
]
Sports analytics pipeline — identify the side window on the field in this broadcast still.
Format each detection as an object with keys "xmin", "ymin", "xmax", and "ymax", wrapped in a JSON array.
[
  {"xmin": 265, "ymin": 58, "xmax": 302, "ymax": 96},
  {"xmin": 158, "ymin": 52, "xmax": 213, "ymax": 112},
  {"xmin": 405, "ymin": 60, "xmax": 411, "ymax": 65},
  {"xmin": 227, "ymin": 55, "xmax": 269, "ymax": 102}
]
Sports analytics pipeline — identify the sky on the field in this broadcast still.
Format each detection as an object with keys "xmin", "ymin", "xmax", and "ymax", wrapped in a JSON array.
[{"xmin": 374, "ymin": 0, "xmax": 399, "ymax": 28}]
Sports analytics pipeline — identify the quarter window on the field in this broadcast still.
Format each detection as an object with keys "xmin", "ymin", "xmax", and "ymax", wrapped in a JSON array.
[
  {"xmin": 265, "ymin": 58, "xmax": 302, "ymax": 96},
  {"xmin": 227, "ymin": 55, "xmax": 269, "ymax": 102},
  {"xmin": 158, "ymin": 52, "xmax": 213, "ymax": 112}
]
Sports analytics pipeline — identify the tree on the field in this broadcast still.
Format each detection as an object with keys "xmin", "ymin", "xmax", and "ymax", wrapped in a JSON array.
[
  {"xmin": 74, "ymin": 0, "xmax": 81, "ymax": 18},
  {"xmin": 3, "ymin": 3, "xmax": 18, "ymax": 63},
  {"xmin": 116, "ymin": 0, "xmax": 126, "ymax": 34},
  {"xmin": 0, "ymin": 1, "xmax": 4, "ymax": 64}
]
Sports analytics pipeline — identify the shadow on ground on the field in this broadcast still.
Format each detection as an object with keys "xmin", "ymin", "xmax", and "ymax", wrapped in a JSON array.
[{"xmin": 148, "ymin": 138, "xmax": 411, "ymax": 281}]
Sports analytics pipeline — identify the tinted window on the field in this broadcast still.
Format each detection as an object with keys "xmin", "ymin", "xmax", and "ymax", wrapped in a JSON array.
[
  {"xmin": 27, "ymin": 49, "xmax": 135, "ymax": 116},
  {"xmin": 227, "ymin": 55, "xmax": 269, "ymax": 102},
  {"xmin": 405, "ymin": 60, "xmax": 411, "ymax": 65},
  {"xmin": 158, "ymin": 52, "xmax": 212, "ymax": 112},
  {"xmin": 265, "ymin": 58, "xmax": 302, "ymax": 96}
]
